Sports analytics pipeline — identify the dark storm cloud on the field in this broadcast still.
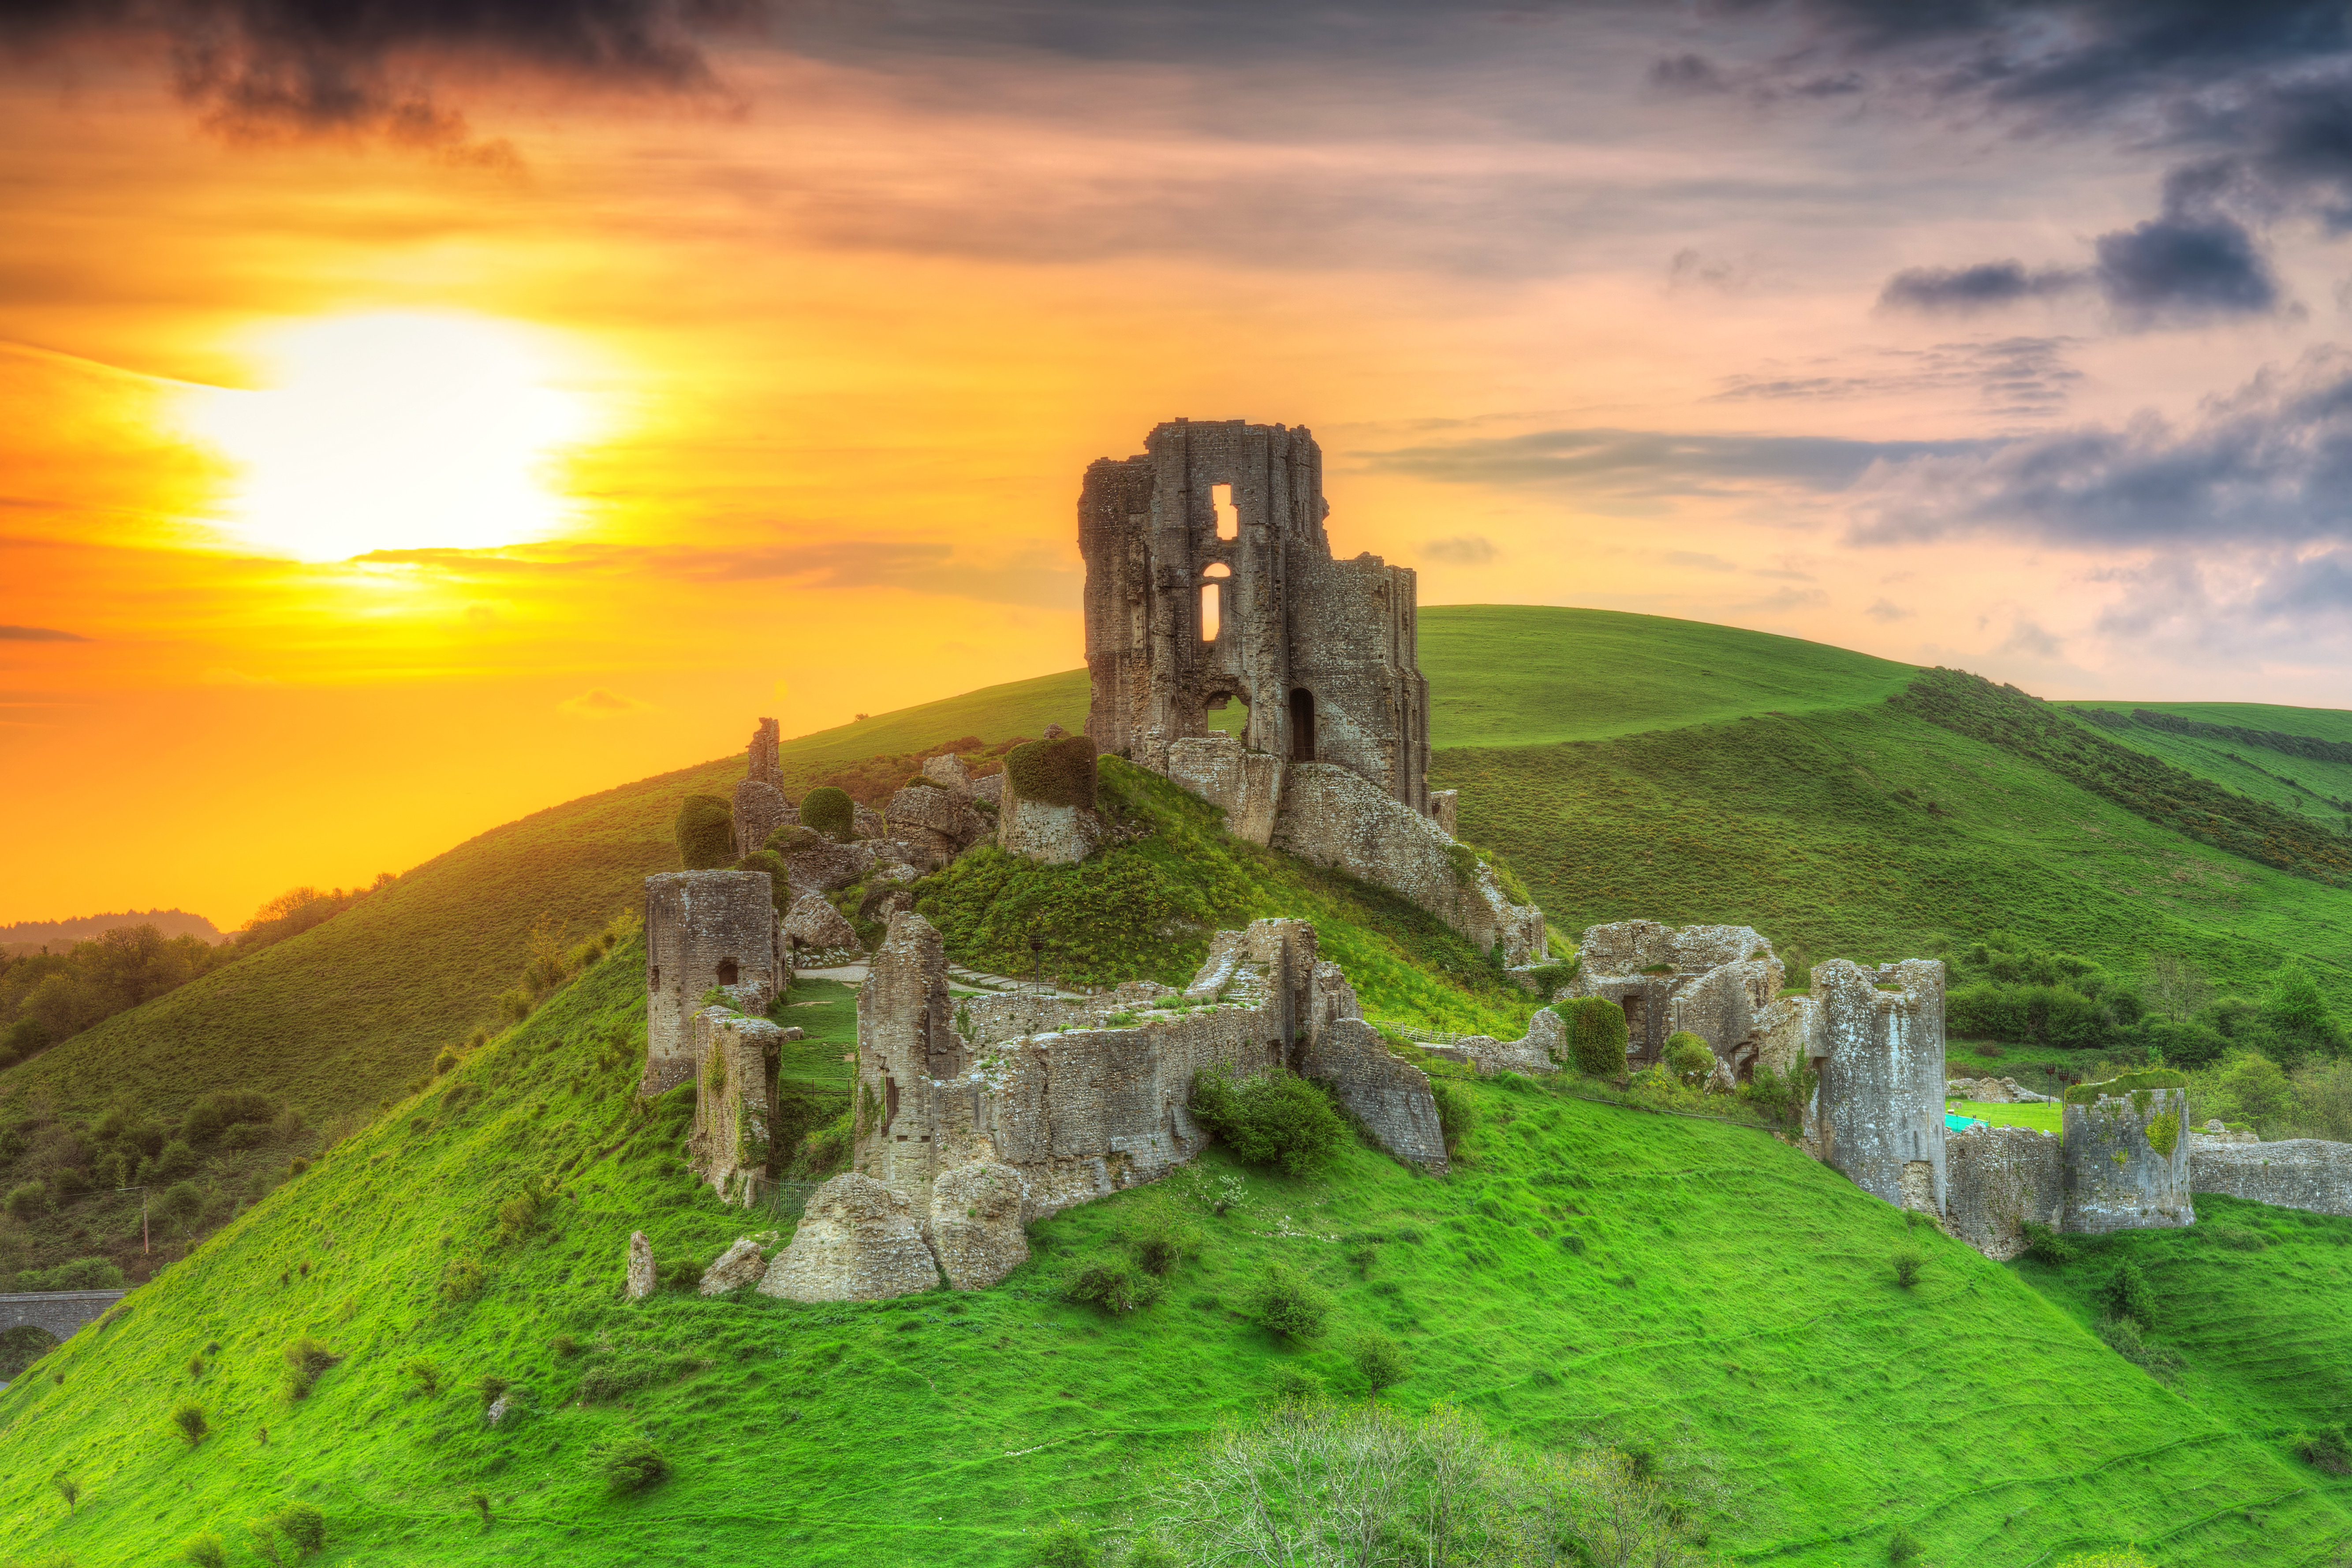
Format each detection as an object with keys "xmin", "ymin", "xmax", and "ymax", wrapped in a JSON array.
[
  {"xmin": 0, "ymin": 0, "xmax": 769, "ymax": 143},
  {"xmin": 1878, "ymin": 261, "xmax": 2088, "ymax": 313}
]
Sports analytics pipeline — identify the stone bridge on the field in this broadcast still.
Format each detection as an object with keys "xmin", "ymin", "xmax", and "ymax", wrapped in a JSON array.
[{"xmin": 0, "ymin": 1289, "xmax": 126, "ymax": 1343}]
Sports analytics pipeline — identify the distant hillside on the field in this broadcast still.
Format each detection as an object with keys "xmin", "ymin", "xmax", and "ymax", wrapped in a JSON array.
[
  {"xmin": 2061, "ymin": 698, "xmax": 2352, "ymax": 830},
  {"xmin": 0, "ymin": 940, "xmax": 2344, "ymax": 1566},
  {"xmin": 0, "ymin": 908, "xmax": 224, "ymax": 953}
]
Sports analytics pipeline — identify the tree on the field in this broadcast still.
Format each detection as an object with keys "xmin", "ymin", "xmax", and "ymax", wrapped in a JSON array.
[
  {"xmin": 2263, "ymin": 961, "xmax": 2344, "ymax": 1060},
  {"xmin": 2213, "ymin": 1052, "xmax": 2294, "ymax": 1131}
]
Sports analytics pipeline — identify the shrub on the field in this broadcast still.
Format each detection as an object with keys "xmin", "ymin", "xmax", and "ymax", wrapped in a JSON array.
[
  {"xmin": 437, "ymin": 1256, "xmax": 486, "ymax": 1303},
  {"xmin": 2097, "ymin": 1260, "xmax": 2157, "ymax": 1328},
  {"xmin": 673, "ymin": 793, "xmax": 735, "ymax": 869},
  {"xmin": 799, "ymin": 786, "xmax": 856, "ymax": 841},
  {"xmin": 1661, "ymin": 1031, "xmax": 1716, "ymax": 1088},
  {"xmin": 265, "ymin": 1501, "xmax": 327, "ymax": 1557},
  {"xmin": 180, "ymin": 1090, "xmax": 276, "ymax": 1147},
  {"xmin": 1004, "ymin": 735, "xmax": 1099, "ymax": 809},
  {"xmin": 1123, "ymin": 1207, "xmax": 1203, "ymax": 1277},
  {"xmin": 16, "ymin": 1257, "xmax": 125, "ymax": 1292},
  {"xmin": 158, "ymin": 1180, "xmax": 204, "ymax": 1228},
  {"xmin": 2020, "ymin": 1221, "xmax": 2075, "ymax": 1266},
  {"xmin": 1892, "ymin": 1249, "xmax": 1924, "ymax": 1290},
  {"xmin": 281, "ymin": 1337, "xmax": 339, "ymax": 1399},
  {"xmin": 402, "ymin": 1358, "xmax": 442, "ymax": 1396},
  {"xmin": 1188, "ymin": 1068, "xmax": 1344, "ymax": 1176},
  {"xmin": 496, "ymin": 1188, "xmax": 545, "ymax": 1244},
  {"xmin": 1887, "ymin": 1528, "xmax": 1921, "ymax": 1564},
  {"xmin": 2294, "ymin": 1423, "xmax": 2352, "ymax": 1475},
  {"xmin": 1248, "ymin": 1264, "xmax": 1329, "ymax": 1341},
  {"xmin": 1021, "ymin": 1516, "xmax": 1100, "ymax": 1568},
  {"xmin": 5, "ymin": 1181, "xmax": 49, "ymax": 1222},
  {"xmin": 153, "ymin": 1139, "xmax": 199, "ymax": 1181},
  {"xmin": 1350, "ymin": 1331, "xmax": 1410, "ymax": 1395},
  {"xmin": 2096, "ymin": 1315, "xmax": 2181, "ymax": 1379},
  {"xmin": 4, "ymin": 1017, "xmax": 49, "ymax": 1060},
  {"xmin": 182, "ymin": 1533, "xmax": 228, "ymax": 1568},
  {"xmin": 1555, "ymin": 996, "xmax": 1630, "ymax": 1077},
  {"xmin": 478, "ymin": 1373, "xmax": 511, "ymax": 1408},
  {"xmin": 171, "ymin": 1400, "xmax": 209, "ymax": 1445},
  {"xmin": 1430, "ymin": 1079, "xmax": 1475, "ymax": 1157},
  {"xmin": 1268, "ymin": 1364, "xmax": 1323, "ymax": 1402},
  {"xmin": 1063, "ymin": 1256, "xmax": 1162, "ymax": 1314},
  {"xmin": 599, "ymin": 1437, "xmax": 670, "ymax": 1493}
]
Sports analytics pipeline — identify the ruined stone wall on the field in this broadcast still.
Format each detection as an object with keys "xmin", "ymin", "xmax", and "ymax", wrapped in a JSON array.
[
  {"xmin": 731, "ymin": 717, "xmax": 793, "ymax": 857},
  {"xmin": 2190, "ymin": 1136, "xmax": 2352, "ymax": 1217},
  {"xmin": 1666, "ymin": 957, "xmax": 1783, "ymax": 1068},
  {"xmin": 1079, "ymin": 418, "xmax": 1428, "ymax": 812},
  {"xmin": 1573, "ymin": 975, "xmax": 1683, "ymax": 1064},
  {"xmin": 2064, "ymin": 1086, "xmax": 2194, "ymax": 1233},
  {"xmin": 1166, "ymin": 733, "xmax": 1284, "ymax": 845},
  {"xmin": 1298, "ymin": 1016, "xmax": 1449, "ymax": 1172},
  {"xmin": 642, "ymin": 871, "xmax": 786, "ymax": 1096},
  {"xmin": 1943, "ymin": 1123, "xmax": 2064, "ymax": 1260},
  {"xmin": 1808, "ymin": 959, "xmax": 1947, "ymax": 1212},
  {"xmin": 684, "ymin": 1006, "xmax": 784, "ymax": 1206},
  {"xmin": 1269, "ymin": 763, "xmax": 1545, "ymax": 964}
]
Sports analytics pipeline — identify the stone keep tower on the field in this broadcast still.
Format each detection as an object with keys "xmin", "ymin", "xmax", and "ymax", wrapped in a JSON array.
[
  {"xmin": 1080, "ymin": 418, "xmax": 1431, "ymax": 813},
  {"xmin": 2063, "ymin": 1081, "xmax": 2193, "ymax": 1233},
  {"xmin": 641, "ymin": 870, "xmax": 785, "ymax": 1096},
  {"xmin": 1807, "ymin": 959, "xmax": 1949, "ymax": 1213}
]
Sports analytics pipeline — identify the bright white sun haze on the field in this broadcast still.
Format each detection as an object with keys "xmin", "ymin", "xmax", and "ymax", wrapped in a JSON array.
[{"xmin": 187, "ymin": 312, "xmax": 597, "ymax": 561}]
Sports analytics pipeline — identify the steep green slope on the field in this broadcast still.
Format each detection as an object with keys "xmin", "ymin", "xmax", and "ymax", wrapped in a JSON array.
[
  {"xmin": 2061, "ymin": 702, "xmax": 2352, "ymax": 831},
  {"xmin": 1416, "ymin": 604, "xmax": 1917, "ymax": 748},
  {"xmin": 4, "ymin": 945, "xmax": 2347, "ymax": 1567}
]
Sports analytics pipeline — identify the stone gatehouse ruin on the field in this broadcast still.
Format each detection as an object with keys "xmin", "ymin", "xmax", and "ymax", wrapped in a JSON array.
[{"xmin": 641, "ymin": 870, "xmax": 789, "ymax": 1096}]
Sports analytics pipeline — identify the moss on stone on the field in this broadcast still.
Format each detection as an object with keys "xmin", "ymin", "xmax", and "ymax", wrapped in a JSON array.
[
  {"xmin": 2063, "ymin": 1069, "xmax": 2187, "ymax": 1106},
  {"xmin": 2145, "ymin": 1112, "xmax": 2181, "ymax": 1159},
  {"xmin": 1004, "ymin": 735, "xmax": 1098, "ymax": 809},
  {"xmin": 674, "ymin": 794, "xmax": 735, "ymax": 870},
  {"xmin": 799, "ymin": 786, "xmax": 856, "ymax": 841}
]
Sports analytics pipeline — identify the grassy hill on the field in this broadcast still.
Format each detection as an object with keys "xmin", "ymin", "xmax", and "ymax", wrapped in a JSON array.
[
  {"xmin": 4, "ymin": 942, "xmax": 2349, "ymax": 1567},
  {"xmin": 2060, "ymin": 701, "xmax": 2352, "ymax": 832}
]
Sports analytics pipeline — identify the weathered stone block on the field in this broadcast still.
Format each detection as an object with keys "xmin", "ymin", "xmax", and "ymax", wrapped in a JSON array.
[
  {"xmin": 2191, "ymin": 1135, "xmax": 2352, "ymax": 1215},
  {"xmin": 732, "ymin": 779, "xmax": 794, "ymax": 860},
  {"xmin": 997, "ymin": 794, "xmax": 1105, "ymax": 864},
  {"xmin": 698, "ymin": 1237, "xmax": 768, "ymax": 1295},
  {"xmin": 1445, "ymin": 1007, "xmax": 1563, "ymax": 1077},
  {"xmin": 758, "ymin": 1173, "xmax": 941, "ymax": 1302},
  {"xmin": 1297, "ymin": 1016, "xmax": 1449, "ymax": 1172},
  {"xmin": 784, "ymin": 893, "xmax": 861, "ymax": 953},
  {"xmin": 1943, "ymin": 1124, "xmax": 2063, "ymax": 1259},
  {"xmin": 1429, "ymin": 788, "xmax": 1459, "ymax": 836},
  {"xmin": 625, "ymin": 1231, "xmax": 655, "ymax": 1301},
  {"xmin": 852, "ymin": 802, "xmax": 887, "ymax": 840},
  {"xmin": 922, "ymin": 753, "xmax": 975, "ymax": 794},
  {"xmin": 782, "ymin": 836, "xmax": 873, "ymax": 897},
  {"xmin": 928, "ymin": 1162, "xmax": 1029, "ymax": 1290},
  {"xmin": 642, "ymin": 870, "xmax": 784, "ymax": 1096},
  {"xmin": 1807, "ymin": 959, "xmax": 1946, "ymax": 1212},
  {"xmin": 1167, "ymin": 733, "xmax": 1284, "ymax": 845},
  {"xmin": 2064, "ymin": 1084, "xmax": 2193, "ymax": 1233}
]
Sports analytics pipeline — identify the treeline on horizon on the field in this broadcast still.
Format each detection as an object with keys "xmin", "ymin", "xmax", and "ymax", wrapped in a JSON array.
[{"xmin": 0, "ymin": 877, "xmax": 396, "ymax": 1066}]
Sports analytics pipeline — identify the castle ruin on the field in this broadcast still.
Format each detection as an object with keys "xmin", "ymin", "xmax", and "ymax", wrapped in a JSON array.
[{"xmin": 641, "ymin": 870, "xmax": 789, "ymax": 1096}]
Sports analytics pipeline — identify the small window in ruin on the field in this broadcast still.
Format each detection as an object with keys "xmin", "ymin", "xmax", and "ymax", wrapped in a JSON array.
[
  {"xmin": 716, "ymin": 958, "xmax": 740, "ymax": 986},
  {"xmin": 1213, "ymin": 482, "xmax": 1238, "ymax": 541},
  {"xmin": 1288, "ymin": 688, "xmax": 1316, "ymax": 762},
  {"xmin": 650, "ymin": 966, "xmax": 661, "ymax": 990},
  {"xmin": 1200, "ymin": 583, "xmax": 1221, "ymax": 642},
  {"xmin": 1203, "ymin": 560, "xmax": 1231, "ymax": 579}
]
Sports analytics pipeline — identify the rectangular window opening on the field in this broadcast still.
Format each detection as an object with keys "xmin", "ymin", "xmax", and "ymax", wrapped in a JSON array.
[
  {"xmin": 1213, "ymin": 482, "xmax": 1239, "ymax": 541},
  {"xmin": 1200, "ymin": 582, "xmax": 1220, "ymax": 642}
]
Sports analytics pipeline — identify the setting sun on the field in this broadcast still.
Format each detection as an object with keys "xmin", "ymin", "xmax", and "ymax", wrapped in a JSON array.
[{"xmin": 182, "ymin": 312, "xmax": 599, "ymax": 561}]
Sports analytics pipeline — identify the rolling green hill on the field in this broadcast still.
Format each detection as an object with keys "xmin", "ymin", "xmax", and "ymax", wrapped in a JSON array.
[
  {"xmin": 2, "ymin": 941, "xmax": 2348, "ymax": 1568},
  {"xmin": 2060, "ymin": 701, "xmax": 2352, "ymax": 832}
]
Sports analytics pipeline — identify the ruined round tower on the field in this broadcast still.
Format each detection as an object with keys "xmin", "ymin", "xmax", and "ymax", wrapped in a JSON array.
[{"xmin": 2063, "ymin": 1075, "xmax": 2193, "ymax": 1233}]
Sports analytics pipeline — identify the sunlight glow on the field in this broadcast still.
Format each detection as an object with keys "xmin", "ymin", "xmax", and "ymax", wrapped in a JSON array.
[{"xmin": 185, "ymin": 312, "xmax": 599, "ymax": 561}]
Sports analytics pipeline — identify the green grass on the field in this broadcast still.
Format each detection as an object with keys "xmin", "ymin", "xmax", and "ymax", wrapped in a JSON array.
[
  {"xmin": 2068, "ymin": 701, "xmax": 2352, "ymax": 747},
  {"xmin": 2058, "ymin": 705, "xmax": 2352, "ymax": 829},
  {"xmin": 1946, "ymin": 1098, "xmax": 2064, "ymax": 1134},
  {"xmin": 1417, "ymin": 604, "xmax": 1918, "ymax": 748},
  {"xmin": 4, "ymin": 952, "xmax": 2348, "ymax": 1566}
]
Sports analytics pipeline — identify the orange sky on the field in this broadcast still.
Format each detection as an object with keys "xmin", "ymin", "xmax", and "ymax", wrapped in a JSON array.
[{"xmin": 7, "ymin": 9, "xmax": 2352, "ymax": 926}]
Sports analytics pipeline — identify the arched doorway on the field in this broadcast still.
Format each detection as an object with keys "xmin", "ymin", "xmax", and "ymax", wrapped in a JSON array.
[{"xmin": 1288, "ymin": 689, "xmax": 1316, "ymax": 763}]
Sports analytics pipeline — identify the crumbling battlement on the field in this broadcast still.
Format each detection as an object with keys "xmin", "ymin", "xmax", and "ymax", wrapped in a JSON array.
[
  {"xmin": 1081, "ymin": 419, "xmax": 1428, "ymax": 811},
  {"xmin": 731, "ymin": 717, "xmax": 794, "ymax": 859},
  {"xmin": 1942, "ymin": 1122, "xmax": 2064, "ymax": 1260},
  {"xmin": 2064, "ymin": 1083, "xmax": 2193, "ymax": 1234},
  {"xmin": 642, "ymin": 870, "xmax": 788, "ymax": 1096},
  {"xmin": 1564, "ymin": 922, "xmax": 1780, "ymax": 1069},
  {"xmin": 2191, "ymin": 1136, "xmax": 2352, "ymax": 1217}
]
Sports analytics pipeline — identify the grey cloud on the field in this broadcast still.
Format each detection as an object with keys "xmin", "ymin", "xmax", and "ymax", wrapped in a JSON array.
[
  {"xmin": 1865, "ymin": 597, "xmax": 1912, "ymax": 621},
  {"xmin": 1361, "ymin": 426, "xmax": 1994, "ymax": 497},
  {"xmin": 1421, "ymin": 535, "xmax": 1498, "ymax": 566},
  {"xmin": 2092, "ymin": 197, "xmax": 2279, "ymax": 323},
  {"xmin": 1712, "ymin": 337, "xmax": 2081, "ymax": 417},
  {"xmin": 1648, "ymin": 52, "xmax": 1732, "ymax": 96},
  {"xmin": 0, "ymin": 624, "xmax": 90, "ymax": 641},
  {"xmin": 1999, "ymin": 618, "xmax": 2063, "ymax": 658},
  {"xmin": 1878, "ymin": 261, "xmax": 2089, "ymax": 313}
]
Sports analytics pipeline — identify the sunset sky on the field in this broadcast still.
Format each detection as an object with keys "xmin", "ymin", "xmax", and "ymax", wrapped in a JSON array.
[{"xmin": 7, "ymin": 1, "xmax": 2352, "ymax": 928}]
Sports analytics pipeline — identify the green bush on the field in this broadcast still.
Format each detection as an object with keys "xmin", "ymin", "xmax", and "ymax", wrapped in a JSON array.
[
  {"xmin": 1430, "ymin": 1079, "xmax": 1475, "ymax": 1157},
  {"xmin": 158, "ymin": 1180, "xmax": 204, "ymax": 1228},
  {"xmin": 599, "ymin": 1437, "xmax": 670, "ymax": 1493},
  {"xmin": 153, "ymin": 1139, "xmax": 199, "ymax": 1181},
  {"xmin": 1892, "ymin": 1249, "xmax": 1924, "ymax": 1290},
  {"xmin": 402, "ymin": 1358, "xmax": 441, "ymax": 1396},
  {"xmin": 1188, "ymin": 1068, "xmax": 1344, "ymax": 1176},
  {"xmin": 182, "ymin": 1532, "xmax": 228, "ymax": 1568},
  {"xmin": 4, "ymin": 1017, "xmax": 49, "ymax": 1060},
  {"xmin": 1555, "ymin": 996, "xmax": 1629, "ymax": 1076},
  {"xmin": 1062, "ymin": 1256, "xmax": 1162, "ymax": 1314},
  {"xmin": 437, "ymin": 1255, "xmax": 486, "ymax": 1303},
  {"xmin": 2097, "ymin": 1260, "xmax": 2157, "ymax": 1328},
  {"xmin": 495, "ymin": 1188, "xmax": 545, "ymax": 1243},
  {"xmin": 179, "ymin": 1090, "xmax": 276, "ymax": 1147},
  {"xmin": 1888, "ymin": 1528, "xmax": 1921, "ymax": 1565},
  {"xmin": 1021, "ymin": 1516, "xmax": 1101, "ymax": 1568},
  {"xmin": 734, "ymin": 849, "xmax": 794, "ymax": 914},
  {"xmin": 280, "ymin": 1337, "xmax": 339, "ymax": 1400},
  {"xmin": 14, "ymin": 1257, "xmax": 123, "ymax": 1292},
  {"xmin": 2020, "ymin": 1221, "xmax": 2075, "ymax": 1266},
  {"xmin": 2294, "ymin": 1423, "xmax": 2352, "ymax": 1475},
  {"xmin": 1248, "ymin": 1263, "xmax": 1329, "ymax": 1340},
  {"xmin": 1004, "ymin": 735, "xmax": 1098, "ymax": 809},
  {"xmin": 265, "ymin": 1501, "xmax": 327, "ymax": 1557},
  {"xmin": 1122, "ymin": 1206, "xmax": 1203, "ymax": 1277},
  {"xmin": 1522, "ymin": 958, "xmax": 1579, "ymax": 996},
  {"xmin": 2096, "ymin": 1315, "xmax": 2181, "ymax": 1379},
  {"xmin": 1661, "ymin": 1031, "xmax": 1716, "ymax": 1088},
  {"xmin": 673, "ymin": 794, "xmax": 735, "ymax": 869},
  {"xmin": 1350, "ymin": 1330, "xmax": 1410, "ymax": 1395},
  {"xmin": 170, "ymin": 1400, "xmax": 208, "ymax": 1445},
  {"xmin": 5, "ymin": 1181, "xmax": 48, "ymax": 1222},
  {"xmin": 799, "ymin": 786, "xmax": 856, "ymax": 841},
  {"xmin": 478, "ymin": 1374, "xmax": 511, "ymax": 1409}
]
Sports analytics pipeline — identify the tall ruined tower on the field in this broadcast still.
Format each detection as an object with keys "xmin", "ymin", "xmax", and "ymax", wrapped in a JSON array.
[{"xmin": 1079, "ymin": 418, "xmax": 1430, "ymax": 813}]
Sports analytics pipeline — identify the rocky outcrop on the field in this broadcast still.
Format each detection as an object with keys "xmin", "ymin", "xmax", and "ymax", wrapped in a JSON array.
[
  {"xmin": 698, "ymin": 1237, "xmax": 768, "ymax": 1295},
  {"xmin": 997, "ymin": 794, "xmax": 1105, "ymax": 864},
  {"xmin": 2190, "ymin": 1135, "xmax": 2352, "ymax": 1216},
  {"xmin": 1297, "ymin": 1016, "xmax": 1450, "ymax": 1171},
  {"xmin": 1167, "ymin": 734, "xmax": 1284, "ymax": 845},
  {"xmin": 783, "ymin": 893, "xmax": 861, "ymax": 952},
  {"xmin": 758, "ymin": 1173, "xmax": 941, "ymax": 1302},
  {"xmin": 1270, "ymin": 763, "xmax": 1545, "ymax": 964},
  {"xmin": 889, "ymin": 780, "xmax": 993, "ymax": 870},
  {"xmin": 625, "ymin": 1231, "xmax": 655, "ymax": 1301},
  {"xmin": 927, "ymin": 1162, "xmax": 1029, "ymax": 1290},
  {"xmin": 777, "ymin": 833, "xmax": 874, "ymax": 896}
]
